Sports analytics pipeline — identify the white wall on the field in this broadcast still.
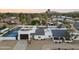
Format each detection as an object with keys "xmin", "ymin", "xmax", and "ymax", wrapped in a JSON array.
[
  {"xmin": 34, "ymin": 35, "xmax": 45, "ymax": 40},
  {"xmin": 44, "ymin": 28, "xmax": 53, "ymax": 39},
  {"xmin": 74, "ymin": 36, "xmax": 79, "ymax": 40},
  {"xmin": 0, "ymin": 37, "xmax": 16, "ymax": 40}
]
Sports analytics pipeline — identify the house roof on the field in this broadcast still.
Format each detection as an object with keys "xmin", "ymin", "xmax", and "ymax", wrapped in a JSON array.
[
  {"xmin": 30, "ymin": 33, "xmax": 35, "ymax": 36},
  {"xmin": 35, "ymin": 28, "xmax": 45, "ymax": 35},
  {"xmin": 37, "ymin": 27, "xmax": 47, "ymax": 29},
  {"xmin": 30, "ymin": 28, "xmax": 45, "ymax": 36},
  {"xmin": 51, "ymin": 30, "xmax": 70, "ymax": 37}
]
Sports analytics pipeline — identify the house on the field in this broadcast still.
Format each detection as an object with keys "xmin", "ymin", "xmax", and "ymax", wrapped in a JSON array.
[
  {"xmin": 18, "ymin": 26, "xmax": 53, "ymax": 40},
  {"xmin": 4, "ymin": 25, "xmax": 71, "ymax": 42},
  {"xmin": 47, "ymin": 18, "xmax": 57, "ymax": 25},
  {"xmin": 33, "ymin": 17, "xmax": 40, "ymax": 20}
]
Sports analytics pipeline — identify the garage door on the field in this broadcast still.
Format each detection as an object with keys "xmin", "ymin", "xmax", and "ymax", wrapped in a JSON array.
[{"xmin": 20, "ymin": 34, "xmax": 28, "ymax": 40}]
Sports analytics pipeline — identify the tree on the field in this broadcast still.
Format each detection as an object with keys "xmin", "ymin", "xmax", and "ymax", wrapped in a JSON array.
[
  {"xmin": 64, "ymin": 31, "xmax": 71, "ymax": 39},
  {"xmin": 18, "ymin": 13, "xmax": 28, "ymax": 25},
  {"xmin": 26, "ymin": 14, "xmax": 32, "ymax": 24},
  {"xmin": 41, "ymin": 20, "xmax": 46, "ymax": 25}
]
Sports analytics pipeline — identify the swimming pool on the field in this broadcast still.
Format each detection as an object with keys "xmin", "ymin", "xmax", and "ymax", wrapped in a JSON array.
[
  {"xmin": 74, "ymin": 21, "xmax": 79, "ymax": 30},
  {"xmin": 3, "ymin": 27, "xmax": 21, "ymax": 37}
]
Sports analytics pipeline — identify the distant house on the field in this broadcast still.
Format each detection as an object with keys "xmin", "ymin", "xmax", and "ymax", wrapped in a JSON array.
[
  {"xmin": 47, "ymin": 18, "xmax": 57, "ymax": 25},
  {"xmin": 50, "ymin": 16, "xmax": 64, "ymax": 21},
  {"xmin": 33, "ymin": 17, "xmax": 40, "ymax": 20},
  {"xmin": 65, "ymin": 18, "xmax": 74, "ymax": 23},
  {"xmin": 1, "ymin": 17, "xmax": 21, "ymax": 24}
]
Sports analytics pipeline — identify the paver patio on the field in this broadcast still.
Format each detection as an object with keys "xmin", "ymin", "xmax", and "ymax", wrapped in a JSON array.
[{"xmin": 13, "ymin": 40, "xmax": 27, "ymax": 50}]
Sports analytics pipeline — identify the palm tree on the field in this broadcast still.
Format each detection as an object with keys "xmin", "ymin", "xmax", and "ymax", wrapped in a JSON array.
[{"xmin": 18, "ymin": 13, "xmax": 27, "ymax": 25}]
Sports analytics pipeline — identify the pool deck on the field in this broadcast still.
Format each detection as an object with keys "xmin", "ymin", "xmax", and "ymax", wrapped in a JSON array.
[
  {"xmin": 0, "ymin": 40, "xmax": 79, "ymax": 50},
  {"xmin": 13, "ymin": 40, "xmax": 27, "ymax": 50},
  {"xmin": 27, "ymin": 40, "xmax": 79, "ymax": 50},
  {"xmin": 0, "ymin": 40, "xmax": 17, "ymax": 50}
]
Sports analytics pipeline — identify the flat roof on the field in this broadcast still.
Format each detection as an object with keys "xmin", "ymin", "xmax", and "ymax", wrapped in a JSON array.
[
  {"xmin": 35, "ymin": 28, "xmax": 45, "ymax": 35},
  {"xmin": 20, "ymin": 29, "xmax": 32, "ymax": 31},
  {"xmin": 30, "ymin": 28, "xmax": 45, "ymax": 36},
  {"xmin": 51, "ymin": 30, "xmax": 70, "ymax": 37}
]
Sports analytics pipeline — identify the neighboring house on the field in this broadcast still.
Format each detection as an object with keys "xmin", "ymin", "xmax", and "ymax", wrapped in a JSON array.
[
  {"xmin": 47, "ymin": 18, "xmax": 57, "ymax": 25},
  {"xmin": 65, "ymin": 18, "xmax": 74, "ymax": 23},
  {"xmin": 33, "ymin": 17, "xmax": 40, "ymax": 20},
  {"xmin": 74, "ymin": 18, "xmax": 79, "ymax": 21}
]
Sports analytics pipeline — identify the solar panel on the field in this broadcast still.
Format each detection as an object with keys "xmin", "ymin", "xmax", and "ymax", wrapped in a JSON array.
[
  {"xmin": 51, "ymin": 30, "xmax": 70, "ymax": 38},
  {"xmin": 35, "ymin": 28, "xmax": 45, "ymax": 35}
]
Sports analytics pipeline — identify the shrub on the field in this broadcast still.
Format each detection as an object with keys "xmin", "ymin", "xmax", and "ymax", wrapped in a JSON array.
[
  {"xmin": 2, "ymin": 25, "xmax": 7, "ymax": 29},
  {"xmin": 31, "ymin": 20, "xmax": 40, "ymax": 25}
]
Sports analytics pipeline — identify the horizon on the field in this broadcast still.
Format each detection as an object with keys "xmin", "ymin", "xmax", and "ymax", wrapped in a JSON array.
[
  {"xmin": 0, "ymin": 9, "xmax": 79, "ymax": 13},
  {"xmin": 0, "ymin": 9, "xmax": 47, "ymax": 13},
  {"xmin": 50, "ymin": 9, "xmax": 79, "ymax": 13}
]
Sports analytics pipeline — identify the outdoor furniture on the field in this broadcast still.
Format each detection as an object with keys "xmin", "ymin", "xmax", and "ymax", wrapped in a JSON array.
[
  {"xmin": 53, "ymin": 37, "xmax": 60, "ymax": 43},
  {"xmin": 59, "ymin": 37, "xmax": 64, "ymax": 43},
  {"xmin": 64, "ymin": 37, "xmax": 72, "ymax": 43}
]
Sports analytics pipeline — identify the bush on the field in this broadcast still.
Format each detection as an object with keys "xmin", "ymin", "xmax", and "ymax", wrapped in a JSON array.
[
  {"xmin": 31, "ymin": 20, "xmax": 40, "ymax": 25},
  {"xmin": 41, "ymin": 20, "xmax": 46, "ymax": 25},
  {"xmin": 2, "ymin": 25, "xmax": 7, "ymax": 29}
]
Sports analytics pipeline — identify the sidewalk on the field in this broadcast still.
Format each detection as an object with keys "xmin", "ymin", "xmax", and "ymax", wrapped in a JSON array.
[{"xmin": 13, "ymin": 40, "xmax": 27, "ymax": 50}]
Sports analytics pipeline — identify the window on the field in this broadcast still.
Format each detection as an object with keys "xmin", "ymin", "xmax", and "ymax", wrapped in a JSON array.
[
  {"xmin": 54, "ymin": 37, "xmax": 59, "ymax": 40},
  {"xmin": 49, "ymin": 36, "xmax": 51, "ymax": 37},
  {"xmin": 60, "ymin": 37, "xmax": 64, "ymax": 40},
  {"xmin": 20, "ymin": 34, "xmax": 28, "ymax": 39},
  {"xmin": 38, "ymin": 36, "xmax": 41, "ymax": 38}
]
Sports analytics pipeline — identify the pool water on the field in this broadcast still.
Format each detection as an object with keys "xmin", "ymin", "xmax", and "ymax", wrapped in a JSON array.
[
  {"xmin": 74, "ymin": 21, "xmax": 79, "ymax": 30},
  {"xmin": 3, "ymin": 27, "xmax": 21, "ymax": 37}
]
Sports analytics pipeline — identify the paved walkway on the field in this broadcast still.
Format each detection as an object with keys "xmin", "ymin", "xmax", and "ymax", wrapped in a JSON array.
[
  {"xmin": 71, "ymin": 24, "xmax": 78, "ymax": 32},
  {"xmin": 13, "ymin": 40, "xmax": 27, "ymax": 50}
]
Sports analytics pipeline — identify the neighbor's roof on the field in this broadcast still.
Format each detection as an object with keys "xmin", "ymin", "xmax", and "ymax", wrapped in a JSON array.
[{"xmin": 51, "ymin": 30, "xmax": 70, "ymax": 37}]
